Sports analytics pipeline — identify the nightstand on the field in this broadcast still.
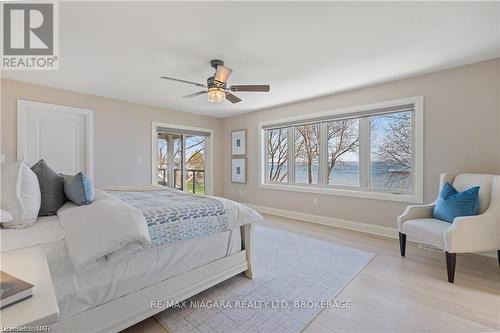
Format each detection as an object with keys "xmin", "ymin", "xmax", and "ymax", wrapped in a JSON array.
[{"xmin": 0, "ymin": 246, "xmax": 59, "ymax": 327}]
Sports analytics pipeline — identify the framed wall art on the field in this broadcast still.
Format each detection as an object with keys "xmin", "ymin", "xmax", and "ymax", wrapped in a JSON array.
[
  {"xmin": 231, "ymin": 129, "xmax": 246, "ymax": 156},
  {"xmin": 231, "ymin": 157, "xmax": 246, "ymax": 183}
]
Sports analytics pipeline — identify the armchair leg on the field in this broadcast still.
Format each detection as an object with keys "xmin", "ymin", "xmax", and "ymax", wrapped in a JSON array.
[
  {"xmin": 445, "ymin": 252, "xmax": 456, "ymax": 283},
  {"xmin": 399, "ymin": 233, "xmax": 406, "ymax": 257}
]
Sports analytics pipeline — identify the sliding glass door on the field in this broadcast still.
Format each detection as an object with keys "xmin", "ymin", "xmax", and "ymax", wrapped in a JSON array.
[
  {"xmin": 157, "ymin": 133, "xmax": 183, "ymax": 189},
  {"xmin": 183, "ymin": 134, "xmax": 207, "ymax": 195},
  {"xmin": 155, "ymin": 127, "xmax": 210, "ymax": 195}
]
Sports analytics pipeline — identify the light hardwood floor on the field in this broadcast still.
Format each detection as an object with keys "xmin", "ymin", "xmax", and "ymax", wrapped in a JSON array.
[{"xmin": 122, "ymin": 214, "xmax": 500, "ymax": 333}]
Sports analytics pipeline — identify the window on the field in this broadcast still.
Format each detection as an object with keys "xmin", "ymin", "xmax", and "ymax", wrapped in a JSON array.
[
  {"xmin": 295, "ymin": 124, "xmax": 320, "ymax": 184},
  {"xmin": 328, "ymin": 119, "xmax": 359, "ymax": 187},
  {"xmin": 153, "ymin": 123, "xmax": 212, "ymax": 195},
  {"xmin": 370, "ymin": 112, "xmax": 412, "ymax": 191},
  {"xmin": 265, "ymin": 128, "xmax": 288, "ymax": 183},
  {"xmin": 259, "ymin": 97, "xmax": 423, "ymax": 202},
  {"xmin": 183, "ymin": 135, "xmax": 207, "ymax": 195},
  {"xmin": 157, "ymin": 133, "xmax": 183, "ymax": 189}
]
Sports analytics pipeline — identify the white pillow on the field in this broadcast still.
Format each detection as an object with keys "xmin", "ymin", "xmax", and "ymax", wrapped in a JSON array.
[
  {"xmin": 0, "ymin": 209, "xmax": 13, "ymax": 223},
  {"xmin": 1, "ymin": 160, "xmax": 41, "ymax": 228}
]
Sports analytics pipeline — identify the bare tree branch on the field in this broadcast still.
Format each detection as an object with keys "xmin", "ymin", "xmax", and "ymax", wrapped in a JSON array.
[
  {"xmin": 373, "ymin": 113, "xmax": 412, "ymax": 188},
  {"xmin": 267, "ymin": 128, "xmax": 288, "ymax": 182},
  {"xmin": 327, "ymin": 120, "xmax": 359, "ymax": 184},
  {"xmin": 295, "ymin": 124, "xmax": 320, "ymax": 183}
]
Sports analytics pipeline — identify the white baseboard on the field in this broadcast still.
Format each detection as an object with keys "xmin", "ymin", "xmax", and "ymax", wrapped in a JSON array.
[
  {"xmin": 247, "ymin": 203, "xmax": 498, "ymax": 260},
  {"xmin": 246, "ymin": 203, "xmax": 398, "ymax": 239}
]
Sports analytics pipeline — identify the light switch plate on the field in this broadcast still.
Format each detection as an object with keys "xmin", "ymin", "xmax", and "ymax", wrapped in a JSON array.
[{"xmin": 0, "ymin": 154, "xmax": 5, "ymax": 163}]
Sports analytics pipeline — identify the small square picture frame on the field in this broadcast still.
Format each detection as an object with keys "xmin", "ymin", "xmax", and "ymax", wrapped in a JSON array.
[
  {"xmin": 231, "ymin": 157, "xmax": 246, "ymax": 184},
  {"xmin": 231, "ymin": 129, "xmax": 246, "ymax": 156}
]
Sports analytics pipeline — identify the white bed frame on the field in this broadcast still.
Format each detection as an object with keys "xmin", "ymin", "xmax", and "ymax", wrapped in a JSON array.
[{"xmin": 50, "ymin": 224, "xmax": 254, "ymax": 333}]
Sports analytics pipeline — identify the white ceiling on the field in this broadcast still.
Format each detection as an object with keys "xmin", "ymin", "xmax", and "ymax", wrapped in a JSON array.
[{"xmin": 2, "ymin": 2, "xmax": 500, "ymax": 118}]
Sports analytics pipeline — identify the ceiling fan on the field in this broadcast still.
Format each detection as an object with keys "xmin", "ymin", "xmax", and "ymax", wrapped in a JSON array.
[{"xmin": 161, "ymin": 59, "xmax": 270, "ymax": 104}]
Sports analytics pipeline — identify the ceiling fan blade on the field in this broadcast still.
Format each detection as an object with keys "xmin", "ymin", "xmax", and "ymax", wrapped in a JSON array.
[
  {"xmin": 182, "ymin": 91, "xmax": 207, "ymax": 98},
  {"xmin": 214, "ymin": 65, "xmax": 232, "ymax": 83},
  {"xmin": 225, "ymin": 92, "xmax": 242, "ymax": 104},
  {"xmin": 229, "ymin": 85, "xmax": 270, "ymax": 92},
  {"xmin": 161, "ymin": 76, "xmax": 206, "ymax": 88}
]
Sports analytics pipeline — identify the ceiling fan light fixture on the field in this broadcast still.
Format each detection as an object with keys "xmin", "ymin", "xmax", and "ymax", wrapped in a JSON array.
[
  {"xmin": 207, "ymin": 87, "xmax": 225, "ymax": 103},
  {"xmin": 161, "ymin": 59, "xmax": 270, "ymax": 105}
]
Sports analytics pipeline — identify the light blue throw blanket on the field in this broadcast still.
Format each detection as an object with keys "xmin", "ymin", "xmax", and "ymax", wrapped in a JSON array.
[{"xmin": 106, "ymin": 189, "xmax": 230, "ymax": 247}]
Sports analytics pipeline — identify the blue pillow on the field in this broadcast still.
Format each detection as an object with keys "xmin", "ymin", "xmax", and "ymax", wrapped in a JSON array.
[
  {"xmin": 432, "ymin": 182, "xmax": 480, "ymax": 223},
  {"xmin": 64, "ymin": 172, "xmax": 94, "ymax": 205}
]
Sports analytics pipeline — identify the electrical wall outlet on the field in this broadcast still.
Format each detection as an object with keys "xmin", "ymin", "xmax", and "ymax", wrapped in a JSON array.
[
  {"xmin": 0, "ymin": 154, "xmax": 5, "ymax": 164},
  {"xmin": 136, "ymin": 156, "xmax": 143, "ymax": 164}
]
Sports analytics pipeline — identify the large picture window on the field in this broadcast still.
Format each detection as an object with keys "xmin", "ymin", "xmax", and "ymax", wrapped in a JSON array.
[{"xmin": 260, "ymin": 97, "xmax": 423, "ymax": 202}]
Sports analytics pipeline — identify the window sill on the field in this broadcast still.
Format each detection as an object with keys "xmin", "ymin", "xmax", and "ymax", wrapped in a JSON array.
[{"xmin": 258, "ymin": 183, "xmax": 423, "ymax": 203}]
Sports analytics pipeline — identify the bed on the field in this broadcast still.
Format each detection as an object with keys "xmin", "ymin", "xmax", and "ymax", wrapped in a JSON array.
[
  {"xmin": 1, "ymin": 187, "xmax": 260, "ymax": 333},
  {"xmin": 5, "ymin": 104, "xmax": 262, "ymax": 332}
]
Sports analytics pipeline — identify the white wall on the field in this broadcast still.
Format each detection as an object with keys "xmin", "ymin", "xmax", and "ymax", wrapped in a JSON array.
[{"xmin": 0, "ymin": 79, "xmax": 225, "ymax": 194}]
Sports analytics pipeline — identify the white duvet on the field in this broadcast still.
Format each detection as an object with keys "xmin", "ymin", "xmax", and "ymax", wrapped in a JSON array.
[{"xmin": 57, "ymin": 191, "xmax": 151, "ymax": 271}]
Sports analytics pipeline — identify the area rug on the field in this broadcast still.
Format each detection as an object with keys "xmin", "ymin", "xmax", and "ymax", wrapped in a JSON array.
[{"xmin": 156, "ymin": 225, "xmax": 374, "ymax": 333}]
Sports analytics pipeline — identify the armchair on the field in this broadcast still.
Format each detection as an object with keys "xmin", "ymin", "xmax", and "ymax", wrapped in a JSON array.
[{"xmin": 398, "ymin": 173, "xmax": 500, "ymax": 283}]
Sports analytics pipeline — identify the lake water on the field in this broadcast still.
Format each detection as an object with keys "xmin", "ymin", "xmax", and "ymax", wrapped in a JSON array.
[{"xmin": 269, "ymin": 161, "xmax": 411, "ymax": 190}]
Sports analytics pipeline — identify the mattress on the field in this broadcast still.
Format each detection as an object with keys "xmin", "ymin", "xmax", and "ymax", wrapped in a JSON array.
[
  {"xmin": 3, "ymin": 216, "xmax": 242, "ymax": 322},
  {"xmin": 1, "ymin": 215, "xmax": 65, "ymax": 252}
]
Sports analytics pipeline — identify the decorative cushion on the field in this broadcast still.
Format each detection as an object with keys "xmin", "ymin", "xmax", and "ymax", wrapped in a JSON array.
[
  {"xmin": 0, "ymin": 160, "xmax": 41, "ymax": 228},
  {"xmin": 432, "ymin": 182, "xmax": 480, "ymax": 223},
  {"xmin": 64, "ymin": 172, "xmax": 94, "ymax": 205},
  {"xmin": 452, "ymin": 174, "xmax": 493, "ymax": 214},
  {"xmin": 31, "ymin": 159, "xmax": 66, "ymax": 216}
]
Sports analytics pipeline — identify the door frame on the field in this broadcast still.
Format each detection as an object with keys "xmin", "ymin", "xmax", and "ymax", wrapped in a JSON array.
[
  {"xmin": 151, "ymin": 121, "xmax": 214, "ymax": 195},
  {"xmin": 17, "ymin": 99, "xmax": 94, "ymax": 179}
]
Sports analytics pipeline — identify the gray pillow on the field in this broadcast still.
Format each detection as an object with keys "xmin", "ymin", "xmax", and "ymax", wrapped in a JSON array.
[
  {"xmin": 31, "ymin": 159, "xmax": 66, "ymax": 216},
  {"xmin": 64, "ymin": 172, "xmax": 94, "ymax": 205}
]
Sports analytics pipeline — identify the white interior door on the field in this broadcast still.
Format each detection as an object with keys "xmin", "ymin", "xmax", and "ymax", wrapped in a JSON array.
[{"xmin": 17, "ymin": 100, "xmax": 94, "ymax": 177}]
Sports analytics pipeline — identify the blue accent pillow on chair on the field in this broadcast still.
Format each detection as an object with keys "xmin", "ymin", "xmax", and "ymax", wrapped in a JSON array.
[
  {"xmin": 432, "ymin": 182, "xmax": 480, "ymax": 223},
  {"xmin": 64, "ymin": 172, "xmax": 94, "ymax": 205}
]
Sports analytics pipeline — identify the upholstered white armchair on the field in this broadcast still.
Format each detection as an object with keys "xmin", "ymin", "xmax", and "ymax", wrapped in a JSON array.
[{"xmin": 398, "ymin": 173, "xmax": 500, "ymax": 283}]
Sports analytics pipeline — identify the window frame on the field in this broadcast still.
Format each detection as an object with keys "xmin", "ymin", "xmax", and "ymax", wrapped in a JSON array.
[
  {"xmin": 326, "ymin": 118, "xmax": 360, "ymax": 188},
  {"xmin": 151, "ymin": 122, "xmax": 214, "ymax": 195},
  {"xmin": 258, "ymin": 96, "xmax": 424, "ymax": 203},
  {"xmin": 293, "ymin": 123, "xmax": 321, "ymax": 185},
  {"xmin": 264, "ymin": 127, "xmax": 291, "ymax": 184}
]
